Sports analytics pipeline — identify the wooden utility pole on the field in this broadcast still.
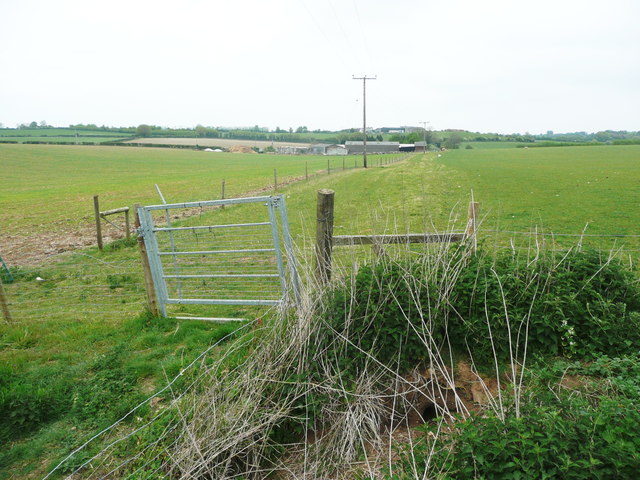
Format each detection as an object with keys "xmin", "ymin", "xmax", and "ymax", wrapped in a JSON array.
[
  {"xmin": 419, "ymin": 121, "xmax": 430, "ymax": 152},
  {"xmin": 353, "ymin": 75, "xmax": 377, "ymax": 168},
  {"xmin": 315, "ymin": 189, "xmax": 335, "ymax": 284}
]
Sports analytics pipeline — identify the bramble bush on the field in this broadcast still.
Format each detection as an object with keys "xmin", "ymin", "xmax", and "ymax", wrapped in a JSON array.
[
  {"xmin": 387, "ymin": 352, "xmax": 640, "ymax": 479},
  {"xmin": 311, "ymin": 248, "xmax": 640, "ymax": 381}
]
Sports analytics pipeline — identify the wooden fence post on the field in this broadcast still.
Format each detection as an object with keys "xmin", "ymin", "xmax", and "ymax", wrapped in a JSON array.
[
  {"xmin": 315, "ymin": 189, "xmax": 335, "ymax": 284},
  {"xmin": 305, "ymin": 162, "xmax": 308, "ymax": 181},
  {"xmin": 0, "ymin": 276, "xmax": 12, "ymax": 323},
  {"xmin": 221, "ymin": 179, "xmax": 226, "ymax": 209},
  {"xmin": 327, "ymin": 158, "xmax": 330, "ymax": 175},
  {"xmin": 274, "ymin": 169, "xmax": 278, "ymax": 191},
  {"xmin": 465, "ymin": 201, "xmax": 480, "ymax": 253},
  {"xmin": 93, "ymin": 195, "xmax": 103, "ymax": 250},
  {"xmin": 134, "ymin": 204, "xmax": 160, "ymax": 316},
  {"xmin": 125, "ymin": 209, "xmax": 131, "ymax": 240}
]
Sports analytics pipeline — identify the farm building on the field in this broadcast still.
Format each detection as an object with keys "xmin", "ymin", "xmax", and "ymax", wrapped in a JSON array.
[
  {"xmin": 310, "ymin": 144, "xmax": 348, "ymax": 156},
  {"xmin": 345, "ymin": 141, "xmax": 400, "ymax": 154},
  {"xmin": 414, "ymin": 141, "xmax": 427, "ymax": 152},
  {"xmin": 399, "ymin": 143, "xmax": 415, "ymax": 152},
  {"xmin": 326, "ymin": 144, "xmax": 348, "ymax": 156},
  {"xmin": 309, "ymin": 144, "xmax": 329, "ymax": 155},
  {"xmin": 276, "ymin": 145, "xmax": 309, "ymax": 155}
]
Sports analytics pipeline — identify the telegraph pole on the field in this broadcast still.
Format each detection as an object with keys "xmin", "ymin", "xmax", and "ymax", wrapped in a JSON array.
[
  {"xmin": 419, "ymin": 121, "xmax": 430, "ymax": 152},
  {"xmin": 353, "ymin": 75, "xmax": 376, "ymax": 168}
]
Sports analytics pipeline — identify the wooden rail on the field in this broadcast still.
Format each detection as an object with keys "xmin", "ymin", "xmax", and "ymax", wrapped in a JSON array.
[
  {"xmin": 315, "ymin": 189, "xmax": 479, "ymax": 284},
  {"xmin": 333, "ymin": 233, "xmax": 466, "ymax": 246},
  {"xmin": 93, "ymin": 195, "xmax": 131, "ymax": 250}
]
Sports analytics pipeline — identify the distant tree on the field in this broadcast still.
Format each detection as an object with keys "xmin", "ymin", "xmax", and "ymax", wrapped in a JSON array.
[
  {"xmin": 29, "ymin": 121, "xmax": 38, "ymax": 128},
  {"xmin": 136, "ymin": 124, "xmax": 152, "ymax": 137},
  {"xmin": 289, "ymin": 127, "xmax": 293, "ymax": 133},
  {"xmin": 376, "ymin": 134, "xmax": 383, "ymax": 141},
  {"xmin": 39, "ymin": 120, "xmax": 48, "ymax": 128},
  {"xmin": 195, "ymin": 125, "xmax": 207, "ymax": 137},
  {"xmin": 295, "ymin": 126, "xmax": 308, "ymax": 133},
  {"xmin": 0, "ymin": 122, "xmax": 4, "ymax": 129},
  {"xmin": 443, "ymin": 133, "xmax": 463, "ymax": 149}
]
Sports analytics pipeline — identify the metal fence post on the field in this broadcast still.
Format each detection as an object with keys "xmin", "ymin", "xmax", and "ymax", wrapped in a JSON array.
[{"xmin": 315, "ymin": 189, "xmax": 335, "ymax": 284}]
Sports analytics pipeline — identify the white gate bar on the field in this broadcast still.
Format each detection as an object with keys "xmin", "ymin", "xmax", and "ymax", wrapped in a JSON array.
[
  {"xmin": 163, "ymin": 274, "xmax": 279, "ymax": 279},
  {"xmin": 158, "ymin": 248, "xmax": 276, "ymax": 256},
  {"xmin": 167, "ymin": 298, "xmax": 281, "ymax": 306},
  {"xmin": 145, "ymin": 196, "xmax": 274, "ymax": 211},
  {"xmin": 174, "ymin": 316, "xmax": 246, "ymax": 323},
  {"xmin": 153, "ymin": 222, "xmax": 270, "ymax": 232}
]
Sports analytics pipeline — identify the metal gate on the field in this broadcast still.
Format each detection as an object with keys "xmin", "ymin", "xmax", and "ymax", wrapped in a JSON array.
[{"xmin": 137, "ymin": 195, "xmax": 300, "ymax": 321}]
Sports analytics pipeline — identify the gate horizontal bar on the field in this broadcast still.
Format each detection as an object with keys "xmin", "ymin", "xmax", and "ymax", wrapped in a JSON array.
[
  {"xmin": 174, "ymin": 316, "xmax": 246, "ymax": 323},
  {"xmin": 154, "ymin": 222, "xmax": 270, "ymax": 233},
  {"xmin": 167, "ymin": 298, "xmax": 281, "ymax": 306},
  {"xmin": 144, "ymin": 196, "xmax": 275, "ymax": 211},
  {"xmin": 158, "ymin": 248, "xmax": 276, "ymax": 256},
  {"xmin": 333, "ymin": 233, "xmax": 466, "ymax": 246},
  {"xmin": 163, "ymin": 274, "xmax": 279, "ymax": 279}
]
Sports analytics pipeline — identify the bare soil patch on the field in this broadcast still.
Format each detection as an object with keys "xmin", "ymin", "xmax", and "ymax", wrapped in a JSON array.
[{"xmin": 2, "ymin": 175, "xmax": 309, "ymax": 267}]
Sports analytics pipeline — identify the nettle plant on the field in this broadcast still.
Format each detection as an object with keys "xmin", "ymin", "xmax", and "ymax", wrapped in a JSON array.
[{"xmin": 313, "ymin": 248, "xmax": 640, "ymax": 379}]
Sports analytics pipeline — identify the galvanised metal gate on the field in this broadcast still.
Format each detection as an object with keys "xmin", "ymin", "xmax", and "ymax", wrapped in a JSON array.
[{"xmin": 137, "ymin": 195, "xmax": 300, "ymax": 321}]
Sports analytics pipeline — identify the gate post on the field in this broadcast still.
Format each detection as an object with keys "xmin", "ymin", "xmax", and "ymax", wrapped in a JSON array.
[
  {"xmin": 93, "ymin": 195, "xmax": 103, "ymax": 250},
  {"xmin": 134, "ymin": 204, "xmax": 160, "ymax": 316},
  {"xmin": 315, "ymin": 189, "xmax": 335, "ymax": 284},
  {"xmin": 0, "ymin": 275, "xmax": 12, "ymax": 323}
]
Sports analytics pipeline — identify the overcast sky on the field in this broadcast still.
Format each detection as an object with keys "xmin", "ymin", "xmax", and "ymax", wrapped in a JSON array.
[{"xmin": 1, "ymin": 0, "xmax": 639, "ymax": 134}]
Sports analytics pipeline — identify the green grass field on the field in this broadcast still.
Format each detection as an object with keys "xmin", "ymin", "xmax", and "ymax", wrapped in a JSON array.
[
  {"xmin": 460, "ymin": 141, "xmax": 526, "ymax": 149},
  {"xmin": 1, "ymin": 143, "xmax": 639, "ymax": 478},
  {"xmin": 0, "ymin": 144, "xmax": 364, "ymax": 238},
  {"xmin": 0, "ymin": 128, "xmax": 131, "ymax": 144},
  {"xmin": 436, "ymin": 145, "xmax": 640, "ymax": 238}
]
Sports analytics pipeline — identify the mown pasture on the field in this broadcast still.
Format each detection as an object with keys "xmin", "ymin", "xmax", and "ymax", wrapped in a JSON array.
[
  {"xmin": 434, "ymin": 145, "xmax": 640, "ymax": 252},
  {"xmin": 1, "ymin": 143, "xmax": 639, "ymax": 478},
  {"xmin": 0, "ymin": 144, "xmax": 373, "ymax": 265}
]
